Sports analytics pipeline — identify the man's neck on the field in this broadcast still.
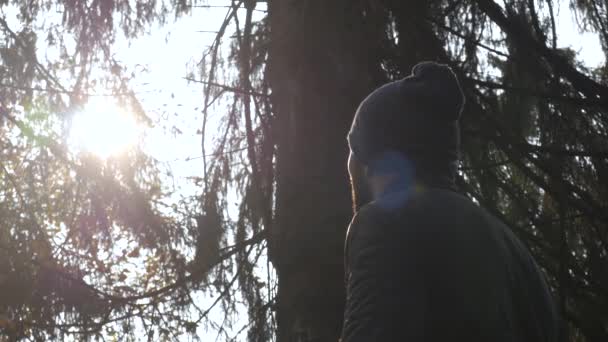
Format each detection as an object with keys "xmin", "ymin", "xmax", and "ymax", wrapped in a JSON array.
[{"xmin": 363, "ymin": 150, "xmax": 457, "ymax": 209}]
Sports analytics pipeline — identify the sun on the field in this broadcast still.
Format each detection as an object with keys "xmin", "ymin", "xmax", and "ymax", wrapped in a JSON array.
[{"xmin": 69, "ymin": 98, "xmax": 141, "ymax": 159}]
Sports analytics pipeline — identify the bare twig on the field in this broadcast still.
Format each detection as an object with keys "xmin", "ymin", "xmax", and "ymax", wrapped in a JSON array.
[
  {"xmin": 200, "ymin": 1, "xmax": 244, "ymax": 192},
  {"xmin": 185, "ymin": 77, "xmax": 268, "ymax": 98}
]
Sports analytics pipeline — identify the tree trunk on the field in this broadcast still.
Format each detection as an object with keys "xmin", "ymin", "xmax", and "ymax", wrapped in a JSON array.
[{"xmin": 266, "ymin": 1, "xmax": 383, "ymax": 341}]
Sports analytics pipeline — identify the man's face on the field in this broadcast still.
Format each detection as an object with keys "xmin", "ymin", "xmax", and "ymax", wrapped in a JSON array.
[{"xmin": 348, "ymin": 152, "xmax": 373, "ymax": 214}]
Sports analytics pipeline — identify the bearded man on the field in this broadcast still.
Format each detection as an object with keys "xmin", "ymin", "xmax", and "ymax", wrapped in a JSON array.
[{"xmin": 340, "ymin": 61, "xmax": 560, "ymax": 342}]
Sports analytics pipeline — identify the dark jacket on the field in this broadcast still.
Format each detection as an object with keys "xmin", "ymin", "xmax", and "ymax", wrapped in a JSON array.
[{"xmin": 341, "ymin": 186, "xmax": 560, "ymax": 342}]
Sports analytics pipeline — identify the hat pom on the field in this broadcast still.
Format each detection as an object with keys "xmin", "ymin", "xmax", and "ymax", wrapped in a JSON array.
[{"xmin": 401, "ymin": 61, "xmax": 465, "ymax": 121}]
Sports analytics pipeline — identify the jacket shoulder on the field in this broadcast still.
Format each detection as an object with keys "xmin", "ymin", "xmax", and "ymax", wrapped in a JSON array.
[{"xmin": 345, "ymin": 188, "xmax": 497, "ymax": 269}]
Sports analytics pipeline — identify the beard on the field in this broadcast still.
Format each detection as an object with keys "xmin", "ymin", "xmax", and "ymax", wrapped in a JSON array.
[{"xmin": 350, "ymin": 173, "xmax": 373, "ymax": 214}]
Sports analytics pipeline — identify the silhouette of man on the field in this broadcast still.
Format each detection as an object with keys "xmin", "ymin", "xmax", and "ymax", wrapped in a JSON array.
[{"xmin": 341, "ymin": 62, "xmax": 560, "ymax": 341}]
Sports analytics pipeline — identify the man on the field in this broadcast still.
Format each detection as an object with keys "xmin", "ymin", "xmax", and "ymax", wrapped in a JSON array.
[{"xmin": 341, "ymin": 62, "xmax": 560, "ymax": 341}]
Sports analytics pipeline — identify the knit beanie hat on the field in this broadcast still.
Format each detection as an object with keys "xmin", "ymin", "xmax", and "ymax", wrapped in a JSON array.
[{"xmin": 347, "ymin": 61, "xmax": 465, "ymax": 166}]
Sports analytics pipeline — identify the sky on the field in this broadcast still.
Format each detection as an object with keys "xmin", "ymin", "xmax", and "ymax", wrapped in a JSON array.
[
  {"xmin": 1, "ymin": 2, "xmax": 269, "ymax": 340},
  {"xmin": 553, "ymin": 2, "xmax": 605, "ymax": 67},
  {"xmin": 107, "ymin": 5, "xmax": 270, "ymax": 341}
]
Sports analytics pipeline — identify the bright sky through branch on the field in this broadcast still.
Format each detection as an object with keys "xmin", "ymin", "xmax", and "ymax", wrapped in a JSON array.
[{"xmin": 69, "ymin": 98, "xmax": 141, "ymax": 159}]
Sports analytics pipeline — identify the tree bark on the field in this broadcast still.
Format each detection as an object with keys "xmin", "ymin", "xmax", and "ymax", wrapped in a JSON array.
[{"xmin": 266, "ymin": 1, "xmax": 383, "ymax": 341}]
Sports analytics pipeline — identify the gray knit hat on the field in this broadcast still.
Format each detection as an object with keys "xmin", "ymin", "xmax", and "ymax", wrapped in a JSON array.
[{"xmin": 348, "ymin": 61, "xmax": 465, "ymax": 165}]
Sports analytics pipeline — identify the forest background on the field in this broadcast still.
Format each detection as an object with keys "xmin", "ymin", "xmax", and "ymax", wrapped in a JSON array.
[{"xmin": 1, "ymin": 0, "xmax": 607, "ymax": 341}]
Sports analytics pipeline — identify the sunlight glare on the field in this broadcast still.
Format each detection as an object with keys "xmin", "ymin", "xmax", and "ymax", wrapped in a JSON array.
[{"xmin": 69, "ymin": 98, "xmax": 140, "ymax": 158}]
